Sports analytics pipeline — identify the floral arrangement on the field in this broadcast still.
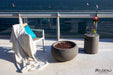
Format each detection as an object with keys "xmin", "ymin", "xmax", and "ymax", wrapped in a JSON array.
[
  {"xmin": 92, "ymin": 16, "xmax": 99, "ymax": 34},
  {"xmin": 92, "ymin": 4, "xmax": 99, "ymax": 34},
  {"xmin": 86, "ymin": 4, "xmax": 99, "ymax": 34}
]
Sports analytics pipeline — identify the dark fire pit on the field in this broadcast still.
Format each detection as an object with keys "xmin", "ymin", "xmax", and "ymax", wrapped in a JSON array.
[{"xmin": 51, "ymin": 41, "xmax": 78, "ymax": 62}]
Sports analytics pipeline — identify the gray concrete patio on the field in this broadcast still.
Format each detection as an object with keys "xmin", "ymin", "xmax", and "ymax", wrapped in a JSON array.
[{"xmin": 0, "ymin": 39, "xmax": 113, "ymax": 75}]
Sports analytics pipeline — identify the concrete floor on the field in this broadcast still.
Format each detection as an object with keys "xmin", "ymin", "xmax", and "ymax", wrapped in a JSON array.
[{"xmin": 0, "ymin": 39, "xmax": 113, "ymax": 75}]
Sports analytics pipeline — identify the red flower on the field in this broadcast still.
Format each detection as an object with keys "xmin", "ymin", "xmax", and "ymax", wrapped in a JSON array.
[{"xmin": 92, "ymin": 16, "xmax": 99, "ymax": 21}]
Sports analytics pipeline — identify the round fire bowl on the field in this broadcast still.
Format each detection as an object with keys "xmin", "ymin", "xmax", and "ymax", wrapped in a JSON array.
[{"xmin": 51, "ymin": 41, "xmax": 78, "ymax": 62}]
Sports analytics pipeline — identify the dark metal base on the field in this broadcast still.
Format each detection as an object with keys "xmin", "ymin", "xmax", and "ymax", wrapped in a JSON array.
[{"xmin": 84, "ymin": 33, "xmax": 99, "ymax": 54}]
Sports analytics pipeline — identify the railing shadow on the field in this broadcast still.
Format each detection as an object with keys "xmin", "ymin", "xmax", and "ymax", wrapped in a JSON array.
[
  {"xmin": 35, "ymin": 45, "xmax": 87, "ymax": 64},
  {"xmin": 0, "ymin": 47, "xmax": 15, "ymax": 63},
  {"xmin": 0, "ymin": 47, "xmax": 22, "ymax": 73},
  {"xmin": 99, "ymin": 39, "xmax": 113, "ymax": 43},
  {"xmin": 79, "ymin": 48, "xmax": 86, "ymax": 54},
  {"xmin": 35, "ymin": 45, "xmax": 59, "ymax": 63},
  {"xmin": 0, "ymin": 43, "xmax": 87, "ymax": 72}
]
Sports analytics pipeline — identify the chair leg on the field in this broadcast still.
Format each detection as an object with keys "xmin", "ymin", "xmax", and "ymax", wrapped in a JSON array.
[{"xmin": 42, "ymin": 39, "xmax": 45, "ymax": 53}]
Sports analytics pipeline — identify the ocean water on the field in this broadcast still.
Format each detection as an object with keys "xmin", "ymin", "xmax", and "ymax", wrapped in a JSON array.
[
  {"xmin": 1, "ymin": 0, "xmax": 113, "ymax": 10},
  {"xmin": 0, "ymin": 0, "xmax": 113, "ymax": 39}
]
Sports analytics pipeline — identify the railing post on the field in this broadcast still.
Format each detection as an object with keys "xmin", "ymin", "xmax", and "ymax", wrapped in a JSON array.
[
  {"xmin": 57, "ymin": 12, "xmax": 60, "ymax": 41},
  {"xmin": 18, "ymin": 13, "xmax": 23, "ymax": 24}
]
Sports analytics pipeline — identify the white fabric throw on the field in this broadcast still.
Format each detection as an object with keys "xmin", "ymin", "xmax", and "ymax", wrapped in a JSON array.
[{"xmin": 10, "ymin": 24, "xmax": 48, "ymax": 73}]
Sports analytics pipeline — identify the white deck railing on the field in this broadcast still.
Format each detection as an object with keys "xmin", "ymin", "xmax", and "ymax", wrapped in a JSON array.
[{"xmin": 0, "ymin": 11, "xmax": 113, "ymax": 40}]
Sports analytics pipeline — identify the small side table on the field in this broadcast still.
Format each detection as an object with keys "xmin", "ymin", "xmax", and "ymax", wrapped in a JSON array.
[{"xmin": 84, "ymin": 33, "xmax": 99, "ymax": 54}]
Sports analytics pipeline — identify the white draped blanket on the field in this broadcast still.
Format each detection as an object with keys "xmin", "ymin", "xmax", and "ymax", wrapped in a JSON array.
[{"xmin": 10, "ymin": 24, "xmax": 48, "ymax": 73}]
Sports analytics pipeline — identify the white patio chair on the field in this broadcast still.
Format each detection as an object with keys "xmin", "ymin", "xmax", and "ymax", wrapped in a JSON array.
[{"xmin": 18, "ymin": 14, "xmax": 45, "ymax": 52}]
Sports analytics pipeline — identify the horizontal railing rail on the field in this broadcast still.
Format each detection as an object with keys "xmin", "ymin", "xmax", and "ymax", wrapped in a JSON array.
[{"xmin": 0, "ymin": 11, "xmax": 113, "ymax": 18}]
